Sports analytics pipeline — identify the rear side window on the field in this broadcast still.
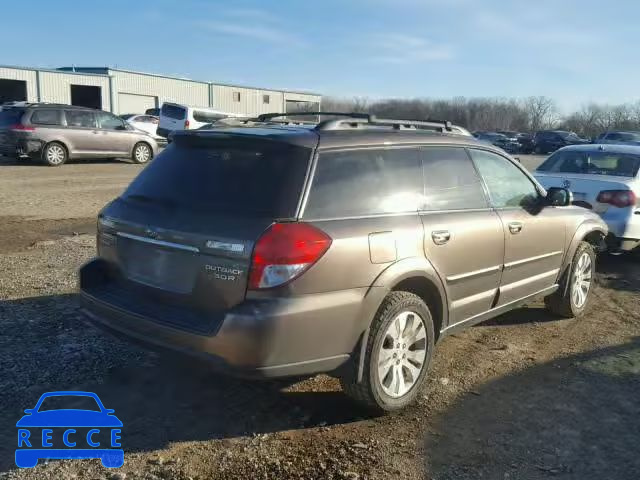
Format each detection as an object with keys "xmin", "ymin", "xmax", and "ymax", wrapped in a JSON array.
[
  {"xmin": 161, "ymin": 104, "xmax": 186, "ymax": 119},
  {"xmin": 303, "ymin": 148, "xmax": 423, "ymax": 219},
  {"xmin": 0, "ymin": 109, "xmax": 24, "ymax": 127},
  {"xmin": 65, "ymin": 110, "xmax": 96, "ymax": 128},
  {"xmin": 30, "ymin": 109, "xmax": 62, "ymax": 126},
  {"xmin": 123, "ymin": 139, "xmax": 311, "ymax": 217},
  {"xmin": 422, "ymin": 147, "xmax": 487, "ymax": 211}
]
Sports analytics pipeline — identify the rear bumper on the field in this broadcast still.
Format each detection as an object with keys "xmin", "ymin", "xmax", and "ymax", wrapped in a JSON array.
[
  {"xmin": 601, "ymin": 212, "xmax": 640, "ymax": 250},
  {"xmin": 79, "ymin": 258, "xmax": 368, "ymax": 378},
  {"xmin": 0, "ymin": 139, "xmax": 42, "ymax": 157}
]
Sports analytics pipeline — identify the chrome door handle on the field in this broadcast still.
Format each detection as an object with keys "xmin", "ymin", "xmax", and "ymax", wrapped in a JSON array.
[
  {"xmin": 508, "ymin": 222, "xmax": 523, "ymax": 234},
  {"xmin": 432, "ymin": 230, "xmax": 451, "ymax": 245}
]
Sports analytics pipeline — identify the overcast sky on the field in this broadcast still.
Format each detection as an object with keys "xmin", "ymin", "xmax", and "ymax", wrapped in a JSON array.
[{"xmin": 5, "ymin": 0, "xmax": 638, "ymax": 111}]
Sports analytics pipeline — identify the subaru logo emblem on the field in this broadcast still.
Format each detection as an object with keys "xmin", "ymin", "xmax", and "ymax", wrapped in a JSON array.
[
  {"xmin": 145, "ymin": 228, "xmax": 159, "ymax": 239},
  {"xmin": 562, "ymin": 179, "xmax": 571, "ymax": 189}
]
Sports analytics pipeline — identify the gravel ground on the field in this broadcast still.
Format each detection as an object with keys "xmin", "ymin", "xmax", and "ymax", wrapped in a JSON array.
[{"xmin": 0, "ymin": 155, "xmax": 638, "ymax": 480}]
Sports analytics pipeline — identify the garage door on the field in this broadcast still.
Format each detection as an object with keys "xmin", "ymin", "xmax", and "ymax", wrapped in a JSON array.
[{"xmin": 118, "ymin": 93, "xmax": 157, "ymax": 114}]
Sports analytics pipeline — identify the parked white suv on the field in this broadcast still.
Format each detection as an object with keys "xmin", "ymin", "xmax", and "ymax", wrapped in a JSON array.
[{"xmin": 157, "ymin": 103, "xmax": 239, "ymax": 138}]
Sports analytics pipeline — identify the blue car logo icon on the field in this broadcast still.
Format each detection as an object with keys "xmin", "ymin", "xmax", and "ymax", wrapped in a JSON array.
[{"xmin": 16, "ymin": 391, "xmax": 123, "ymax": 468}]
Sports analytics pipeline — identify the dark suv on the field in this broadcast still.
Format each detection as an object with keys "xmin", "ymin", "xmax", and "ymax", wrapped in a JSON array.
[
  {"xmin": 533, "ymin": 130, "xmax": 588, "ymax": 154},
  {"xmin": 0, "ymin": 104, "xmax": 158, "ymax": 166},
  {"xmin": 80, "ymin": 113, "xmax": 607, "ymax": 412}
]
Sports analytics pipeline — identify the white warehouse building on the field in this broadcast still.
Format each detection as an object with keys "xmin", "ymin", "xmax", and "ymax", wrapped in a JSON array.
[{"xmin": 0, "ymin": 65, "xmax": 321, "ymax": 115}]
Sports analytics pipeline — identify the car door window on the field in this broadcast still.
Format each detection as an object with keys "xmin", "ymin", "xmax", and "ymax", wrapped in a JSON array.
[
  {"xmin": 64, "ymin": 110, "xmax": 96, "ymax": 128},
  {"xmin": 469, "ymin": 149, "xmax": 540, "ymax": 208},
  {"xmin": 303, "ymin": 148, "xmax": 423, "ymax": 219},
  {"xmin": 97, "ymin": 112, "xmax": 126, "ymax": 130},
  {"xmin": 421, "ymin": 147, "xmax": 488, "ymax": 211}
]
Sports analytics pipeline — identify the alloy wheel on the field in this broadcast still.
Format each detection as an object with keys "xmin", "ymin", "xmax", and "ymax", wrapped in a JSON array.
[
  {"xmin": 377, "ymin": 310, "xmax": 428, "ymax": 398},
  {"xmin": 572, "ymin": 252, "xmax": 593, "ymax": 308},
  {"xmin": 135, "ymin": 144, "xmax": 151, "ymax": 163},
  {"xmin": 46, "ymin": 145, "xmax": 65, "ymax": 165}
]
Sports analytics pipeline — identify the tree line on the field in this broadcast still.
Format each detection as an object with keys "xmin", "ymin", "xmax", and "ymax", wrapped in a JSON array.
[{"xmin": 314, "ymin": 96, "xmax": 640, "ymax": 139}]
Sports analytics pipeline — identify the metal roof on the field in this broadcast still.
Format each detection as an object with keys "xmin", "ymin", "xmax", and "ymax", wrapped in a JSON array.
[
  {"xmin": 58, "ymin": 66, "xmax": 321, "ymax": 96},
  {"xmin": 0, "ymin": 64, "xmax": 109, "ymax": 77}
]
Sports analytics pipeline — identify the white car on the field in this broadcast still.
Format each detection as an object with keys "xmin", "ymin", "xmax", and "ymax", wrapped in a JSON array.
[
  {"xmin": 157, "ymin": 103, "xmax": 240, "ymax": 138},
  {"xmin": 120, "ymin": 114, "xmax": 160, "ymax": 138},
  {"xmin": 535, "ymin": 144, "xmax": 640, "ymax": 252}
]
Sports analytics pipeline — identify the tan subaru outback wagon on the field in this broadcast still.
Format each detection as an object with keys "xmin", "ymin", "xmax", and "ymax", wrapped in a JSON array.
[{"xmin": 80, "ymin": 113, "xmax": 608, "ymax": 412}]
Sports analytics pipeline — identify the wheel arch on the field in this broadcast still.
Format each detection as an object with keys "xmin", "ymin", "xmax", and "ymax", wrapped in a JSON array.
[
  {"xmin": 559, "ymin": 220, "xmax": 607, "ymax": 283},
  {"xmin": 352, "ymin": 258, "xmax": 449, "ymax": 383},
  {"xmin": 43, "ymin": 140, "xmax": 70, "ymax": 159}
]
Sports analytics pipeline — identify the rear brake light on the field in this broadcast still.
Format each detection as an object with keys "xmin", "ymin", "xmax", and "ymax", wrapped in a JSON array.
[
  {"xmin": 184, "ymin": 119, "xmax": 190, "ymax": 129},
  {"xmin": 596, "ymin": 190, "xmax": 636, "ymax": 208},
  {"xmin": 10, "ymin": 124, "xmax": 35, "ymax": 131},
  {"xmin": 248, "ymin": 223, "xmax": 332, "ymax": 290}
]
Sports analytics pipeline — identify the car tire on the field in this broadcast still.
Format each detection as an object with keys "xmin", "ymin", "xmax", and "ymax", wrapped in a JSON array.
[
  {"xmin": 132, "ymin": 142, "xmax": 153, "ymax": 164},
  {"xmin": 340, "ymin": 291, "xmax": 435, "ymax": 414},
  {"xmin": 544, "ymin": 241, "xmax": 596, "ymax": 318},
  {"xmin": 42, "ymin": 142, "xmax": 68, "ymax": 167}
]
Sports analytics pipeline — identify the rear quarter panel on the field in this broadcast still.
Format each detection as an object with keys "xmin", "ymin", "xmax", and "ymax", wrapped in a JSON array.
[{"xmin": 263, "ymin": 214, "xmax": 434, "ymax": 354}]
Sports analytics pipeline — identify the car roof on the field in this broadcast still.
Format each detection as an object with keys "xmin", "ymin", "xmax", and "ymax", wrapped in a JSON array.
[
  {"xmin": 173, "ymin": 124, "xmax": 505, "ymax": 152},
  {"xmin": 559, "ymin": 143, "xmax": 640, "ymax": 154},
  {"xmin": 23, "ymin": 103, "xmax": 95, "ymax": 110}
]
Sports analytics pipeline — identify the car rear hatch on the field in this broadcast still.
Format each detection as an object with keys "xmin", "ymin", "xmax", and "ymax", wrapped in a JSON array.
[
  {"xmin": 535, "ymin": 172, "xmax": 637, "ymax": 213},
  {"xmin": 0, "ymin": 108, "xmax": 26, "ymax": 154},
  {"xmin": 84, "ymin": 132, "xmax": 315, "ymax": 332},
  {"xmin": 159, "ymin": 104, "xmax": 187, "ymax": 133}
]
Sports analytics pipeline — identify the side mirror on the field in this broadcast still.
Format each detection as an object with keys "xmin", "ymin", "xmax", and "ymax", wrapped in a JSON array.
[
  {"xmin": 24, "ymin": 409, "xmax": 34, "ymax": 414},
  {"xmin": 105, "ymin": 409, "xmax": 115, "ymax": 414},
  {"xmin": 546, "ymin": 187, "xmax": 572, "ymax": 207},
  {"xmin": 115, "ymin": 124, "xmax": 128, "ymax": 131}
]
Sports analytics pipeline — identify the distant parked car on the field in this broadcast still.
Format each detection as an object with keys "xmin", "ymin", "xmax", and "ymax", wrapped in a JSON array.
[
  {"xmin": 594, "ymin": 131, "xmax": 640, "ymax": 146},
  {"xmin": 145, "ymin": 107, "xmax": 161, "ymax": 116},
  {"xmin": 533, "ymin": 130, "xmax": 589, "ymax": 154},
  {"xmin": 121, "ymin": 114, "xmax": 160, "ymax": 138},
  {"xmin": 473, "ymin": 131, "xmax": 520, "ymax": 153},
  {"xmin": 0, "ymin": 103, "xmax": 158, "ymax": 166},
  {"xmin": 497, "ymin": 130, "xmax": 534, "ymax": 153},
  {"xmin": 157, "ymin": 103, "xmax": 240, "ymax": 138},
  {"xmin": 535, "ymin": 144, "xmax": 639, "ymax": 252}
]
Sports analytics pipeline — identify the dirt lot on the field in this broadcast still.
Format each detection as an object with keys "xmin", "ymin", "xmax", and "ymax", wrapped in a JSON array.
[{"xmin": 0, "ymin": 155, "xmax": 638, "ymax": 480}]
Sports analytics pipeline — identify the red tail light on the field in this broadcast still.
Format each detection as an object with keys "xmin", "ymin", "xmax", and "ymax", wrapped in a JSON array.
[
  {"xmin": 596, "ymin": 190, "xmax": 637, "ymax": 208},
  {"xmin": 184, "ymin": 119, "xmax": 190, "ymax": 129},
  {"xmin": 248, "ymin": 223, "xmax": 332, "ymax": 290},
  {"xmin": 10, "ymin": 124, "xmax": 35, "ymax": 131}
]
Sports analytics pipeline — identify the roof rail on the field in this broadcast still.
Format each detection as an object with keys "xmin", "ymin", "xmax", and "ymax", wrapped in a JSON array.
[
  {"xmin": 316, "ymin": 115, "xmax": 453, "ymax": 132},
  {"xmin": 256, "ymin": 112, "xmax": 371, "ymax": 122}
]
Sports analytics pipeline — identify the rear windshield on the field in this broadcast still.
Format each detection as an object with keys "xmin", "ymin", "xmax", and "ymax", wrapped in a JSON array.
[
  {"xmin": 122, "ymin": 138, "xmax": 311, "ymax": 217},
  {"xmin": 537, "ymin": 150, "xmax": 640, "ymax": 177},
  {"xmin": 0, "ymin": 108, "xmax": 24, "ymax": 127},
  {"xmin": 161, "ymin": 104, "xmax": 186, "ymax": 120}
]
